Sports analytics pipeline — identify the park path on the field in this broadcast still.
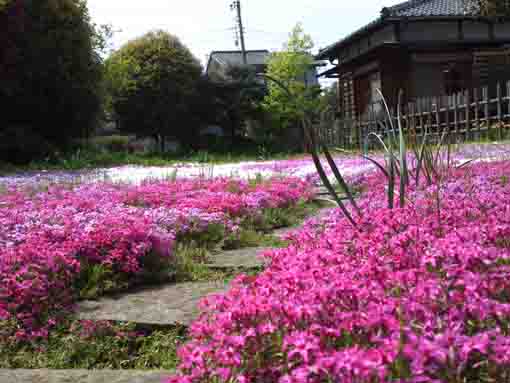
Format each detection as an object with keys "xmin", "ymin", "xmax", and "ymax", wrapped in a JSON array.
[{"xmin": 1, "ymin": 196, "xmax": 336, "ymax": 383}]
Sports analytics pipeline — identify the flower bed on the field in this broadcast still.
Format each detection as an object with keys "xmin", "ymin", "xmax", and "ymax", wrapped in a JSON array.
[
  {"xmin": 167, "ymin": 161, "xmax": 510, "ymax": 382},
  {"xmin": 0, "ymin": 177, "xmax": 314, "ymax": 343}
]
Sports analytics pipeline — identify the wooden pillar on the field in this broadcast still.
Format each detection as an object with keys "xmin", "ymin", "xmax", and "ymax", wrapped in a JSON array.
[
  {"xmin": 497, "ymin": 82, "xmax": 503, "ymax": 140},
  {"xmin": 483, "ymin": 86, "xmax": 489, "ymax": 138},
  {"xmin": 466, "ymin": 90, "xmax": 471, "ymax": 141}
]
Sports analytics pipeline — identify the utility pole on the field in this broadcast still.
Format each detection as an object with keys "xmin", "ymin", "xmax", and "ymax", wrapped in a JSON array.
[{"xmin": 231, "ymin": 1, "xmax": 247, "ymax": 65}]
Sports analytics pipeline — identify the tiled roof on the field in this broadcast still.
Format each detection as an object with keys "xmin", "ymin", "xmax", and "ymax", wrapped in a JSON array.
[
  {"xmin": 317, "ymin": 0, "xmax": 480, "ymax": 59},
  {"xmin": 209, "ymin": 50, "xmax": 270, "ymax": 67},
  {"xmin": 385, "ymin": 0, "xmax": 478, "ymax": 17}
]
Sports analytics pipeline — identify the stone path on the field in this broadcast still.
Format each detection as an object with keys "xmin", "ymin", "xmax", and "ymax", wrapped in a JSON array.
[
  {"xmin": 4, "ymin": 200, "xmax": 337, "ymax": 383},
  {"xmin": 77, "ymin": 204, "xmax": 337, "ymax": 328},
  {"xmin": 0, "ymin": 369, "xmax": 172, "ymax": 383},
  {"xmin": 78, "ymin": 281, "xmax": 227, "ymax": 326},
  {"xmin": 205, "ymin": 247, "xmax": 268, "ymax": 270}
]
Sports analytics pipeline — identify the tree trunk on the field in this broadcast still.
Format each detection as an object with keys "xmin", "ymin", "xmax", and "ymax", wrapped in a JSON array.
[{"xmin": 160, "ymin": 135, "xmax": 166, "ymax": 153}]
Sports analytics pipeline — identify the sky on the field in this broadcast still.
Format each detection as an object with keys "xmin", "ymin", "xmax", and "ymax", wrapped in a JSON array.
[{"xmin": 87, "ymin": 0, "xmax": 401, "ymax": 67}]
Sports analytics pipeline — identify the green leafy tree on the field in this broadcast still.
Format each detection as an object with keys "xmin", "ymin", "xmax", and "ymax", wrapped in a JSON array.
[
  {"xmin": 0, "ymin": 0, "xmax": 104, "ymax": 163},
  {"xmin": 105, "ymin": 30, "xmax": 203, "ymax": 151},
  {"xmin": 319, "ymin": 83, "xmax": 339, "ymax": 114},
  {"xmin": 212, "ymin": 65, "xmax": 267, "ymax": 142},
  {"xmin": 262, "ymin": 23, "xmax": 321, "ymax": 135}
]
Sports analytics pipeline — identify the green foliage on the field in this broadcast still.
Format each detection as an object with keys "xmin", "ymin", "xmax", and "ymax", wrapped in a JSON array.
[
  {"xmin": 90, "ymin": 135, "xmax": 130, "ymax": 153},
  {"xmin": 0, "ymin": 146, "xmax": 304, "ymax": 174},
  {"xmin": 263, "ymin": 23, "xmax": 321, "ymax": 131},
  {"xmin": 0, "ymin": 0, "xmax": 12, "ymax": 10},
  {"xmin": 0, "ymin": 320, "xmax": 185, "ymax": 370},
  {"xmin": 242, "ymin": 200, "xmax": 325, "ymax": 232},
  {"xmin": 173, "ymin": 244, "xmax": 222, "ymax": 282},
  {"xmin": 0, "ymin": 0, "xmax": 104, "ymax": 163},
  {"xmin": 319, "ymin": 83, "xmax": 339, "ymax": 114},
  {"xmin": 105, "ymin": 30, "xmax": 203, "ymax": 149},
  {"xmin": 208, "ymin": 65, "xmax": 267, "ymax": 140},
  {"xmin": 223, "ymin": 229, "xmax": 287, "ymax": 250},
  {"xmin": 75, "ymin": 264, "xmax": 122, "ymax": 300},
  {"xmin": 75, "ymin": 249, "xmax": 176, "ymax": 300}
]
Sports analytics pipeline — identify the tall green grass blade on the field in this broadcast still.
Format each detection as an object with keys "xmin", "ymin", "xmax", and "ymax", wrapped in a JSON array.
[
  {"xmin": 322, "ymin": 144, "xmax": 362, "ymax": 215},
  {"xmin": 434, "ymin": 131, "xmax": 448, "ymax": 169},
  {"xmin": 456, "ymin": 159, "xmax": 475, "ymax": 169},
  {"xmin": 368, "ymin": 132, "xmax": 391, "ymax": 155},
  {"xmin": 397, "ymin": 90, "xmax": 408, "ymax": 208},
  {"xmin": 447, "ymin": 135, "xmax": 452, "ymax": 170},
  {"xmin": 376, "ymin": 89, "xmax": 397, "ymax": 145},
  {"xmin": 388, "ymin": 153, "xmax": 395, "ymax": 209},
  {"xmin": 304, "ymin": 121, "xmax": 358, "ymax": 228},
  {"xmin": 415, "ymin": 129, "xmax": 429, "ymax": 187},
  {"xmin": 361, "ymin": 155, "xmax": 390, "ymax": 178}
]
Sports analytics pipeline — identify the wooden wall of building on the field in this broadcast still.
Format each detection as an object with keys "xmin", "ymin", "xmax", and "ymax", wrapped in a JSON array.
[{"xmin": 380, "ymin": 49, "xmax": 411, "ymax": 107}]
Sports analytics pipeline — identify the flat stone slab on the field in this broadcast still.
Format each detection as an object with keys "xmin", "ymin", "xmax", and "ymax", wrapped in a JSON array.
[
  {"xmin": 207, "ymin": 247, "xmax": 268, "ymax": 269},
  {"xmin": 315, "ymin": 187, "xmax": 348, "ymax": 198},
  {"xmin": 274, "ymin": 207, "xmax": 336, "ymax": 237},
  {"xmin": 77, "ymin": 281, "xmax": 227, "ymax": 326},
  {"xmin": 0, "ymin": 370, "xmax": 173, "ymax": 383}
]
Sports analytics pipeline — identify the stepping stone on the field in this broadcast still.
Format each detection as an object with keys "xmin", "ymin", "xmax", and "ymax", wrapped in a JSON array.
[
  {"xmin": 206, "ymin": 247, "xmax": 268, "ymax": 270},
  {"xmin": 273, "ymin": 207, "xmax": 336, "ymax": 238},
  {"xmin": 77, "ymin": 281, "xmax": 227, "ymax": 327},
  {"xmin": 315, "ymin": 189, "xmax": 349, "ymax": 199},
  {"xmin": 314, "ymin": 197, "xmax": 338, "ymax": 205},
  {"xmin": 0, "ymin": 369, "xmax": 173, "ymax": 383}
]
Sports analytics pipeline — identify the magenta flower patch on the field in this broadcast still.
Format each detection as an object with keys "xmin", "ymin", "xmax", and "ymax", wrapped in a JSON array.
[
  {"xmin": 167, "ymin": 161, "xmax": 510, "ymax": 382},
  {"xmin": 0, "ymin": 177, "xmax": 313, "ymax": 342}
]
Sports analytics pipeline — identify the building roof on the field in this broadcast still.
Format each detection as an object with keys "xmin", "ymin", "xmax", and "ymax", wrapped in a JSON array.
[
  {"xmin": 207, "ymin": 50, "xmax": 270, "ymax": 71},
  {"xmin": 317, "ymin": 0, "xmax": 480, "ymax": 60},
  {"xmin": 384, "ymin": 0, "xmax": 476, "ymax": 17}
]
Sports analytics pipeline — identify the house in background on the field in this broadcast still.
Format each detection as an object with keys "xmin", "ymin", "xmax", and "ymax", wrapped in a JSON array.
[
  {"xmin": 204, "ymin": 49, "xmax": 321, "ymax": 148},
  {"xmin": 206, "ymin": 49, "xmax": 320, "ymax": 85},
  {"xmin": 317, "ymin": 0, "xmax": 510, "ymax": 120},
  {"xmin": 206, "ymin": 50, "xmax": 270, "ymax": 81}
]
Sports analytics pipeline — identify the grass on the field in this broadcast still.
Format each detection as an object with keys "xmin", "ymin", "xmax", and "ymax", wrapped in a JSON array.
[
  {"xmin": 223, "ymin": 229, "xmax": 288, "ymax": 250},
  {"xmin": 0, "ymin": 147, "xmax": 307, "ymax": 175},
  {"xmin": 172, "ymin": 200, "xmax": 328, "ymax": 282},
  {"xmin": 241, "ymin": 200, "xmax": 330, "ymax": 233},
  {"xmin": 0, "ymin": 320, "xmax": 186, "ymax": 370}
]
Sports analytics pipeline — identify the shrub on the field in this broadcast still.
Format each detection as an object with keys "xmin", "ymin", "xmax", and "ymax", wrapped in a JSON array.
[
  {"xmin": 90, "ymin": 135, "xmax": 130, "ymax": 153},
  {"xmin": 0, "ymin": 0, "xmax": 103, "ymax": 163},
  {"xmin": 0, "ymin": 125, "xmax": 53, "ymax": 163}
]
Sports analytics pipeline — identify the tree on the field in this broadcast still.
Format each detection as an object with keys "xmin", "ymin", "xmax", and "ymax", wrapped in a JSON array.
[
  {"xmin": 262, "ymin": 23, "xmax": 321, "ymax": 137},
  {"xmin": 466, "ymin": 0, "xmax": 510, "ymax": 16},
  {"xmin": 0, "ymin": 0, "xmax": 104, "ymax": 162},
  {"xmin": 211, "ymin": 65, "xmax": 267, "ymax": 142},
  {"xmin": 105, "ymin": 30, "xmax": 203, "ymax": 151},
  {"xmin": 319, "ymin": 83, "xmax": 339, "ymax": 115}
]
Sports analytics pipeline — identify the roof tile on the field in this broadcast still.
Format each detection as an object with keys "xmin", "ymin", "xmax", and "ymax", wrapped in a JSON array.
[
  {"xmin": 387, "ymin": 0, "xmax": 478, "ymax": 17},
  {"xmin": 209, "ymin": 50, "xmax": 270, "ymax": 67},
  {"xmin": 317, "ymin": 0, "xmax": 480, "ymax": 59}
]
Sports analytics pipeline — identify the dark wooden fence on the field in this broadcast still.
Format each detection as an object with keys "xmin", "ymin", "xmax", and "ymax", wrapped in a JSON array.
[{"xmin": 317, "ymin": 80, "xmax": 510, "ymax": 150}]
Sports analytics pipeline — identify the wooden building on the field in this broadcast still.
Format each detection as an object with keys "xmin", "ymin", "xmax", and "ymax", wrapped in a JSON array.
[{"xmin": 317, "ymin": 0, "xmax": 510, "ymax": 121}]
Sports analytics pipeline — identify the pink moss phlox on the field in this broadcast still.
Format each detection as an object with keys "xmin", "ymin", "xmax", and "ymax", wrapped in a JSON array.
[
  {"xmin": 0, "ymin": 176, "xmax": 313, "ymax": 342},
  {"xmin": 167, "ymin": 161, "xmax": 510, "ymax": 382}
]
